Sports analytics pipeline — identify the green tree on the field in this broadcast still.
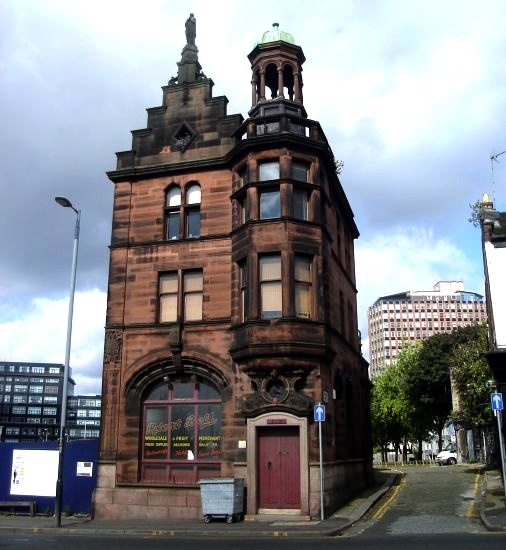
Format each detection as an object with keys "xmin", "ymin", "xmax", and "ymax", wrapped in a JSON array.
[
  {"xmin": 371, "ymin": 346, "xmax": 417, "ymax": 461},
  {"xmin": 450, "ymin": 323, "xmax": 493, "ymax": 427},
  {"xmin": 371, "ymin": 324, "xmax": 493, "ymax": 462},
  {"xmin": 468, "ymin": 198, "xmax": 482, "ymax": 227},
  {"xmin": 403, "ymin": 333, "xmax": 453, "ymax": 456}
]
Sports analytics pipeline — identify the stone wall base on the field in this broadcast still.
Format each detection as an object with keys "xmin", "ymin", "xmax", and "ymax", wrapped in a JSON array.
[
  {"xmin": 94, "ymin": 460, "xmax": 373, "ymax": 520},
  {"xmin": 309, "ymin": 459, "xmax": 373, "ymax": 518},
  {"xmin": 94, "ymin": 463, "xmax": 202, "ymax": 520}
]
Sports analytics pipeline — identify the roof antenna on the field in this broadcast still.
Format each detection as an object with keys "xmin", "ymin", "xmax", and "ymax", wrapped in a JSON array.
[{"xmin": 490, "ymin": 149, "xmax": 506, "ymax": 203}]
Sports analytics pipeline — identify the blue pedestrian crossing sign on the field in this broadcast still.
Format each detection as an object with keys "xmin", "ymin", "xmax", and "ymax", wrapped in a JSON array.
[
  {"xmin": 491, "ymin": 392, "xmax": 504, "ymax": 411},
  {"xmin": 314, "ymin": 403, "xmax": 326, "ymax": 422}
]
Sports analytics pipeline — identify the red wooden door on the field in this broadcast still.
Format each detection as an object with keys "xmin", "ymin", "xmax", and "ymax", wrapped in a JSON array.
[{"xmin": 257, "ymin": 426, "xmax": 300, "ymax": 509}]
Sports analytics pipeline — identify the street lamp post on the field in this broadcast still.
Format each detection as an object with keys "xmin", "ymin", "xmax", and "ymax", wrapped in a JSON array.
[{"xmin": 54, "ymin": 196, "xmax": 80, "ymax": 527}]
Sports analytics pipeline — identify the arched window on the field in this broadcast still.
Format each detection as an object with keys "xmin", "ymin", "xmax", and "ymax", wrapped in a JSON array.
[
  {"xmin": 265, "ymin": 63, "xmax": 278, "ymax": 99},
  {"xmin": 164, "ymin": 182, "xmax": 201, "ymax": 240},
  {"xmin": 165, "ymin": 185, "xmax": 181, "ymax": 240},
  {"xmin": 282, "ymin": 64, "xmax": 295, "ymax": 100},
  {"xmin": 141, "ymin": 375, "xmax": 221, "ymax": 485},
  {"xmin": 186, "ymin": 183, "xmax": 201, "ymax": 204},
  {"xmin": 185, "ymin": 183, "xmax": 201, "ymax": 238},
  {"xmin": 167, "ymin": 186, "xmax": 182, "ymax": 206}
]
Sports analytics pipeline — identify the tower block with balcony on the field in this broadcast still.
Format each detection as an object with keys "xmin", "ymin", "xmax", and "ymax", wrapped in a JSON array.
[{"xmin": 95, "ymin": 17, "xmax": 371, "ymax": 521}]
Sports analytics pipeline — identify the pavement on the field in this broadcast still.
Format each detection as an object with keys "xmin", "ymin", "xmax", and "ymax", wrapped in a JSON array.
[
  {"xmin": 479, "ymin": 466, "xmax": 506, "ymax": 532},
  {"xmin": 0, "ymin": 465, "xmax": 504, "ymax": 538}
]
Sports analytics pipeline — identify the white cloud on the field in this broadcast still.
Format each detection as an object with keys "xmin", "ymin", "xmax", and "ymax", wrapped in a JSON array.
[
  {"xmin": 355, "ymin": 226, "xmax": 484, "ymax": 344},
  {"xmin": 0, "ymin": 289, "xmax": 106, "ymax": 394},
  {"xmin": 1, "ymin": 1, "xmax": 505, "ymax": 389}
]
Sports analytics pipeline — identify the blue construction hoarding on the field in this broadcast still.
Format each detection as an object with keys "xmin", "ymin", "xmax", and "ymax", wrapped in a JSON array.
[{"xmin": 0, "ymin": 439, "xmax": 98, "ymax": 515}]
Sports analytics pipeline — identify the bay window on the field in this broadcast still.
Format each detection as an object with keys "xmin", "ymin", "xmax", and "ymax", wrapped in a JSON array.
[
  {"xmin": 295, "ymin": 255, "xmax": 312, "ymax": 318},
  {"xmin": 259, "ymin": 160, "xmax": 280, "ymax": 181},
  {"xmin": 260, "ymin": 190, "xmax": 280, "ymax": 219},
  {"xmin": 292, "ymin": 161, "xmax": 308, "ymax": 182},
  {"xmin": 239, "ymin": 260, "xmax": 248, "ymax": 322},
  {"xmin": 260, "ymin": 255, "xmax": 282, "ymax": 318},
  {"xmin": 293, "ymin": 189, "xmax": 308, "ymax": 220}
]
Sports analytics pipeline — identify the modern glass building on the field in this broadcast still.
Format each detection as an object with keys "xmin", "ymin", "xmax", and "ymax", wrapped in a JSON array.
[
  {"xmin": 0, "ymin": 361, "xmax": 101, "ymax": 442},
  {"xmin": 66, "ymin": 395, "xmax": 102, "ymax": 439}
]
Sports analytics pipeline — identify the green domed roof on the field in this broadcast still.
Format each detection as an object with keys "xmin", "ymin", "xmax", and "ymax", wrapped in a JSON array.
[{"xmin": 261, "ymin": 23, "xmax": 296, "ymax": 45}]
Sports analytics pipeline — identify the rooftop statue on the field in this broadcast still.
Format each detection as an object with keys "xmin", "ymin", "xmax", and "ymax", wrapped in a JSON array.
[{"xmin": 185, "ymin": 13, "xmax": 196, "ymax": 46}]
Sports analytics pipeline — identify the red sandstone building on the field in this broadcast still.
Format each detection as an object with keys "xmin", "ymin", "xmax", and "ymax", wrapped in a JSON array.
[{"xmin": 95, "ymin": 16, "xmax": 371, "ymax": 520}]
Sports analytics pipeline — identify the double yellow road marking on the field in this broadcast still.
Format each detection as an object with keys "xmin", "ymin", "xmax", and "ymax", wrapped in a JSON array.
[
  {"xmin": 372, "ymin": 471, "xmax": 406, "ymax": 521},
  {"xmin": 465, "ymin": 471, "xmax": 482, "ymax": 518}
]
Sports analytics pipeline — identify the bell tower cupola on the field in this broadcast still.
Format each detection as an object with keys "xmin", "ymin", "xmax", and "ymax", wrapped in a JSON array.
[{"xmin": 248, "ymin": 23, "xmax": 306, "ymax": 118}]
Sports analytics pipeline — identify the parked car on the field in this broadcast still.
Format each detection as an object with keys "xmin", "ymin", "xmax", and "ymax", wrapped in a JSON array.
[{"xmin": 436, "ymin": 445, "xmax": 457, "ymax": 465}]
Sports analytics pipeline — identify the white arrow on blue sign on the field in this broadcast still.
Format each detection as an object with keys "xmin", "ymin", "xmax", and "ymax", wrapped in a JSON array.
[
  {"xmin": 314, "ymin": 404, "xmax": 326, "ymax": 422},
  {"xmin": 491, "ymin": 392, "xmax": 504, "ymax": 411}
]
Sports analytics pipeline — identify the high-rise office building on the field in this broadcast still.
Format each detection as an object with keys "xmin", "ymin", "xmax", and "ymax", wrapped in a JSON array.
[
  {"xmin": 66, "ymin": 395, "xmax": 102, "ymax": 439},
  {"xmin": 367, "ymin": 281, "xmax": 487, "ymax": 378},
  {"xmin": 0, "ymin": 361, "xmax": 74, "ymax": 442},
  {"xmin": 0, "ymin": 361, "xmax": 101, "ymax": 442}
]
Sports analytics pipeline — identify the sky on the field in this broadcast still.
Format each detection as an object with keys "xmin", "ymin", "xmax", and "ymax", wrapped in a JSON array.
[{"xmin": 1, "ymin": 0, "xmax": 505, "ymax": 395}]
